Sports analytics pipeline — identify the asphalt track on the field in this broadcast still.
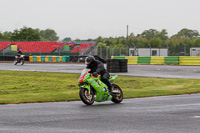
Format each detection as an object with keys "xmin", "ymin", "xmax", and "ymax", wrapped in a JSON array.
[
  {"xmin": 0, "ymin": 62, "xmax": 200, "ymax": 79},
  {"xmin": 0, "ymin": 62, "xmax": 200, "ymax": 133},
  {"xmin": 0, "ymin": 94, "xmax": 200, "ymax": 133}
]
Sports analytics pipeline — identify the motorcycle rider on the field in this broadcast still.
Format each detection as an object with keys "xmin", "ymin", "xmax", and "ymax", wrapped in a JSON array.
[
  {"xmin": 16, "ymin": 49, "xmax": 23, "ymax": 57},
  {"xmin": 85, "ymin": 55, "xmax": 113, "ymax": 93}
]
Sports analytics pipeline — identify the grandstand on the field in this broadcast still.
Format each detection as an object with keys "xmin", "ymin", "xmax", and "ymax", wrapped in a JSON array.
[{"xmin": 0, "ymin": 41, "xmax": 96, "ymax": 56}]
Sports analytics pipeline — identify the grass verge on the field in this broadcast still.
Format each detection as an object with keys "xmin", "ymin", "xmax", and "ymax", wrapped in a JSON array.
[{"xmin": 0, "ymin": 70, "xmax": 200, "ymax": 104}]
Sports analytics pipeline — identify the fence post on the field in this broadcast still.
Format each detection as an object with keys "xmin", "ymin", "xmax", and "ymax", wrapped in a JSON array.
[
  {"xmin": 165, "ymin": 43, "xmax": 169, "ymax": 56},
  {"xmin": 100, "ymin": 47, "xmax": 102, "ymax": 58},
  {"xmin": 126, "ymin": 46, "xmax": 129, "ymax": 56},
  {"xmin": 106, "ymin": 46, "xmax": 108, "ymax": 59},
  {"xmin": 119, "ymin": 46, "xmax": 121, "ymax": 56},
  {"xmin": 148, "ymin": 43, "xmax": 152, "ymax": 56},
  {"xmin": 112, "ymin": 46, "xmax": 114, "ymax": 56}
]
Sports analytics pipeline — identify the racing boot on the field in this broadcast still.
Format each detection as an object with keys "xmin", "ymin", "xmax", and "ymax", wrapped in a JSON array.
[{"xmin": 108, "ymin": 86, "xmax": 120, "ymax": 95}]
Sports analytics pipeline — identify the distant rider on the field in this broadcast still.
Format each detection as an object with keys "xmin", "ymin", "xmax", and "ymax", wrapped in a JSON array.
[
  {"xmin": 85, "ymin": 55, "xmax": 113, "ymax": 93},
  {"xmin": 16, "ymin": 49, "xmax": 23, "ymax": 57}
]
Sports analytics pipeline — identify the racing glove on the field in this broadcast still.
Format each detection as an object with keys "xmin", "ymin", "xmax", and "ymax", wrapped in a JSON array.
[{"xmin": 92, "ymin": 72, "xmax": 98, "ymax": 76}]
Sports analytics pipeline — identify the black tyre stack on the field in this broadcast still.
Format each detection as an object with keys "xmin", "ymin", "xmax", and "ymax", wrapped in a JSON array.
[
  {"xmin": 107, "ymin": 59, "xmax": 128, "ymax": 73},
  {"xmin": 119, "ymin": 59, "xmax": 128, "ymax": 72}
]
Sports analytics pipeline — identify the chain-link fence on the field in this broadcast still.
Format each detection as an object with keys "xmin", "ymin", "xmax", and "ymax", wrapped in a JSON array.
[
  {"xmin": 97, "ymin": 46, "xmax": 129, "ymax": 59},
  {"xmin": 1, "ymin": 42, "xmax": 199, "ymax": 60}
]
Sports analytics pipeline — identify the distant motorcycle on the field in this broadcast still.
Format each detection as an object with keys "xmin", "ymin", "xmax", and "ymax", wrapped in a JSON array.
[
  {"xmin": 78, "ymin": 68, "xmax": 123, "ymax": 105},
  {"xmin": 14, "ymin": 55, "xmax": 25, "ymax": 65}
]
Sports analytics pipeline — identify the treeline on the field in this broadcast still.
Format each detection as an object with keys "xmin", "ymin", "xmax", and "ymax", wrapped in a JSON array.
[
  {"xmin": 0, "ymin": 26, "xmax": 71, "ymax": 42},
  {"xmin": 1, "ymin": 27, "xmax": 200, "ymax": 55},
  {"xmin": 92, "ymin": 28, "xmax": 200, "ymax": 56}
]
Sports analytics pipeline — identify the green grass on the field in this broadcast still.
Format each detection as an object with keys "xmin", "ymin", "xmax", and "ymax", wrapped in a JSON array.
[{"xmin": 0, "ymin": 70, "xmax": 200, "ymax": 104}]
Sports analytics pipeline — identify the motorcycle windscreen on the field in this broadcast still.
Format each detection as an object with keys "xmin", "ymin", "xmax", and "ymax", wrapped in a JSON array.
[{"xmin": 79, "ymin": 69, "xmax": 90, "ymax": 83}]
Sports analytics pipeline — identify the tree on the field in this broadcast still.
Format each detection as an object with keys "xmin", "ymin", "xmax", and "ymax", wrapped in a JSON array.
[
  {"xmin": 62, "ymin": 37, "xmax": 71, "ymax": 42},
  {"xmin": 176, "ymin": 28, "xmax": 199, "ymax": 38},
  {"xmin": 157, "ymin": 29, "xmax": 168, "ymax": 40},
  {"xmin": 137, "ymin": 36, "xmax": 148, "ymax": 47},
  {"xmin": 95, "ymin": 36, "xmax": 103, "ymax": 42},
  {"xmin": 140, "ymin": 29, "xmax": 159, "ymax": 39},
  {"xmin": 39, "ymin": 29, "xmax": 59, "ymax": 41},
  {"xmin": 0, "ymin": 32, "xmax": 7, "ymax": 41},
  {"xmin": 193, "ymin": 38, "xmax": 200, "ymax": 47},
  {"xmin": 3, "ymin": 31, "xmax": 12, "ymax": 40},
  {"xmin": 130, "ymin": 32, "xmax": 134, "ymax": 37},
  {"xmin": 11, "ymin": 26, "xmax": 41, "ymax": 41},
  {"xmin": 148, "ymin": 37, "xmax": 162, "ymax": 47}
]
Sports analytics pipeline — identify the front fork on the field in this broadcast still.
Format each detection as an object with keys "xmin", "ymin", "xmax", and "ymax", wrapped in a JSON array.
[
  {"xmin": 88, "ymin": 85, "xmax": 91, "ymax": 95},
  {"xmin": 80, "ymin": 84, "xmax": 91, "ymax": 95}
]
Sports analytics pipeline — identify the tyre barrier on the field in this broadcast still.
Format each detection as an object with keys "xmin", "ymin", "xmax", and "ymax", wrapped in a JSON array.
[
  {"xmin": 107, "ymin": 59, "xmax": 128, "ymax": 73},
  {"xmin": 29, "ymin": 56, "xmax": 69, "ymax": 62},
  {"xmin": 0, "ymin": 56, "xmax": 28, "ymax": 61},
  {"xmin": 69, "ymin": 55, "xmax": 106, "ymax": 63}
]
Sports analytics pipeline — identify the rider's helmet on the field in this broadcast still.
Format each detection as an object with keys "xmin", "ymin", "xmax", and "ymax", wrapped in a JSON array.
[{"xmin": 85, "ymin": 55, "xmax": 95, "ymax": 65}]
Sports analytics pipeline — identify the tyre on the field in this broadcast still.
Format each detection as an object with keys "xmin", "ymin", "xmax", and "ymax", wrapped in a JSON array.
[
  {"xmin": 111, "ymin": 84, "xmax": 123, "ymax": 103},
  {"xmin": 110, "ymin": 59, "xmax": 119, "ymax": 62},
  {"xmin": 79, "ymin": 88, "xmax": 94, "ymax": 105},
  {"xmin": 20, "ymin": 60, "xmax": 24, "ymax": 65},
  {"xmin": 120, "ymin": 66, "xmax": 127, "ymax": 69},
  {"xmin": 119, "ymin": 62, "xmax": 127, "ymax": 66},
  {"xmin": 109, "ymin": 62, "xmax": 119, "ymax": 66},
  {"xmin": 109, "ymin": 69, "xmax": 120, "ymax": 73},
  {"xmin": 110, "ymin": 66, "xmax": 120, "ymax": 69},
  {"xmin": 14, "ymin": 60, "xmax": 17, "ymax": 65},
  {"xmin": 107, "ymin": 65, "xmax": 110, "ymax": 71},
  {"xmin": 120, "ymin": 69, "xmax": 128, "ymax": 72},
  {"xmin": 119, "ymin": 59, "xmax": 128, "ymax": 63}
]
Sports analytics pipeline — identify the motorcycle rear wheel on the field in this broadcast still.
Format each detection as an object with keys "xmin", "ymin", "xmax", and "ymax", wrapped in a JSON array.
[
  {"xmin": 79, "ymin": 88, "xmax": 94, "ymax": 105},
  {"xmin": 20, "ymin": 60, "xmax": 24, "ymax": 65},
  {"xmin": 111, "ymin": 84, "xmax": 123, "ymax": 103}
]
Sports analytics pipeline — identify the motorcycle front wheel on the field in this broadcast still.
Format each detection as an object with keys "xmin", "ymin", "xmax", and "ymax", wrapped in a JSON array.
[
  {"xmin": 14, "ymin": 60, "xmax": 17, "ymax": 65},
  {"xmin": 111, "ymin": 84, "xmax": 123, "ymax": 103},
  {"xmin": 79, "ymin": 88, "xmax": 94, "ymax": 105}
]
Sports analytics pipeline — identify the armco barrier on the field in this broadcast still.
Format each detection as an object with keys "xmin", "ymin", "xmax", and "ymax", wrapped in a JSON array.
[
  {"xmin": 125, "ymin": 56, "xmax": 138, "ymax": 64},
  {"xmin": 150, "ymin": 57, "xmax": 165, "ymax": 65},
  {"xmin": 138, "ymin": 57, "xmax": 151, "ymax": 64},
  {"xmin": 36, "ymin": 56, "xmax": 41, "ymax": 62},
  {"xmin": 45, "ymin": 56, "xmax": 49, "ymax": 62},
  {"xmin": 41, "ymin": 56, "xmax": 45, "ymax": 62},
  {"xmin": 49, "ymin": 56, "xmax": 52, "ymax": 62},
  {"xmin": 164, "ymin": 56, "xmax": 179, "ymax": 65},
  {"xmin": 29, "ymin": 56, "xmax": 33, "ymax": 62},
  {"xmin": 52, "ymin": 56, "xmax": 57, "ymax": 62},
  {"xmin": 62, "ymin": 56, "xmax": 69, "ymax": 62},
  {"xmin": 56, "ymin": 56, "xmax": 62, "ymax": 62},
  {"xmin": 33, "ymin": 56, "xmax": 37, "ymax": 62},
  {"xmin": 179, "ymin": 57, "xmax": 200, "ymax": 65},
  {"xmin": 112, "ymin": 56, "xmax": 125, "ymax": 59},
  {"xmin": 29, "ymin": 56, "xmax": 69, "ymax": 62},
  {"xmin": 112, "ymin": 56, "xmax": 180, "ymax": 65}
]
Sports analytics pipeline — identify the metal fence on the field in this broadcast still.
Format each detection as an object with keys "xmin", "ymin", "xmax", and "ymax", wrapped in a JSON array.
[{"xmin": 97, "ymin": 46, "xmax": 129, "ymax": 60}]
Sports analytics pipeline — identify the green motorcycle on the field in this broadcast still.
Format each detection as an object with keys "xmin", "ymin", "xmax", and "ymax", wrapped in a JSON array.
[{"xmin": 78, "ymin": 69, "xmax": 123, "ymax": 105}]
